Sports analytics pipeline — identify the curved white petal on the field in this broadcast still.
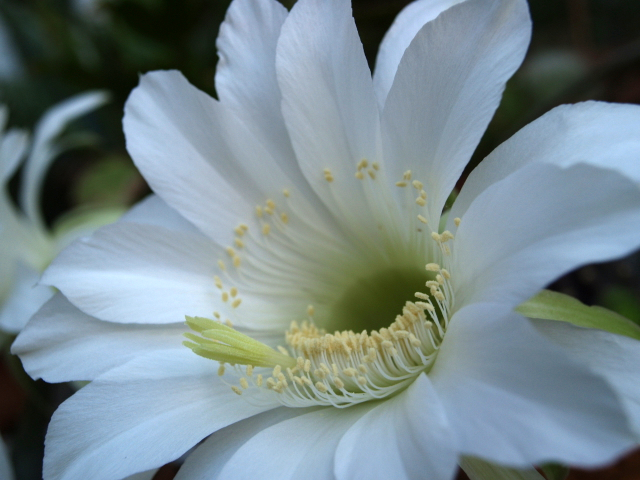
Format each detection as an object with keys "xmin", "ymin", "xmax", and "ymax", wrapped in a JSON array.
[
  {"xmin": 382, "ymin": 0, "xmax": 530, "ymax": 225},
  {"xmin": 123, "ymin": 71, "xmax": 255, "ymax": 245},
  {"xmin": 276, "ymin": 0, "xmax": 386, "ymax": 239},
  {"xmin": 430, "ymin": 303, "xmax": 635, "ymax": 467},
  {"xmin": 174, "ymin": 408, "xmax": 312, "ymax": 480},
  {"xmin": 453, "ymin": 163, "xmax": 640, "ymax": 310},
  {"xmin": 217, "ymin": 404, "xmax": 374, "ymax": 480},
  {"xmin": 372, "ymin": 0, "xmax": 462, "ymax": 108},
  {"xmin": 119, "ymin": 194, "xmax": 199, "ymax": 233},
  {"xmin": 12, "ymin": 294, "xmax": 186, "ymax": 382},
  {"xmin": 0, "ymin": 438, "xmax": 14, "ymax": 480},
  {"xmin": 41, "ymin": 222, "xmax": 222, "ymax": 324},
  {"xmin": 335, "ymin": 373, "xmax": 458, "ymax": 480},
  {"xmin": 533, "ymin": 319, "xmax": 640, "ymax": 438},
  {"xmin": 44, "ymin": 349, "xmax": 271, "ymax": 480},
  {"xmin": 452, "ymin": 101, "xmax": 640, "ymax": 222},
  {"xmin": 0, "ymin": 262, "xmax": 53, "ymax": 333},
  {"xmin": 21, "ymin": 91, "xmax": 109, "ymax": 226},
  {"xmin": 1, "ymin": 128, "xmax": 29, "ymax": 183}
]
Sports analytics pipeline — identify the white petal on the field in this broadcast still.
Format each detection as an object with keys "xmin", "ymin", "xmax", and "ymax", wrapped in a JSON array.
[
  {"xmin": 215, "ymin": 0, "xmax": 297, "ymax": 171},
  {"xmin": 174, "ymin": 408, "xmax": 311, "ymax": 480},
  {"xmin": 452, "ymin": 101, "xmax": 640, "ymax": 222},
  {"xmin": 21, "ymin": 91, "xmax": 108, "ymax": 225},
  {"xmin": 533, "ymin": 319, "xmax": 640, "ymax": 438},
  {"xmin": 276, "ymin": 0, "xmax": 386, "ymax": 238},
  {"xmin": 12, "ymin": 293, "xmax": 186, "ymax": 382},
  {"xmin": 453, "ymin": 163, "xmax": 640, "ymax": 310},
  {"xmin": 42, "ymin": 222, "xmax": 222, "ymax": 324},
  {"xmin": 44, "ymin": 349, "xmax": 271, "ymax": 480},
  {"xmin": 430, "ymin": 303, "xmax": 635, "ymax": 467},
  {"xmin": 372, "ymin": 0, "xmax": 463, "ymax": 108},
  {"xmin": 382, "ymin": 0, "xmax": 530, "ymax": 224},
  {"xmin": 0, "ymin": 128, "xmax": 29, "ymax": 183},
  {"xmin": 218, "ymin": 405, "xmax": 375, "ymax": 480},
  {"xmin": 123, "ymin": 71, "xmax": 255, "ymax": 245},
  {"xmin": 335, "ymin": 373, "xmax": 458, "ymax": 480},
  {"xmin": 119, "ymin": 194, "xmax": 199, "ymax": 233},
  {"xmin": 0, "ymin": 262, "xmax": 53, "ymax": 333},
  {"xmin": 0, "ymin": 438, "xmax": 14, "ymax": 480}
]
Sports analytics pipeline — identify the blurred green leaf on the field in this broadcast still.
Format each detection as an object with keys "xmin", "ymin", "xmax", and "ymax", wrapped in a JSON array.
[
  {"xmin": 517, "ymin": 290, "xmax": 640, "ymax": 340},
  {"xmin": 459, "ymin": 456, "xmax": 546, "ymax": 480},
  {"xmin": 540, "ymin": 463, "xmax": 569, "ymax": 480}
]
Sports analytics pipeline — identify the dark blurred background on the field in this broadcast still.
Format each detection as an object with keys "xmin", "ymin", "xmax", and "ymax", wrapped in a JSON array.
[{"xmin": 0, "ymin": 0, "xmax": 639, "ymax": 479}]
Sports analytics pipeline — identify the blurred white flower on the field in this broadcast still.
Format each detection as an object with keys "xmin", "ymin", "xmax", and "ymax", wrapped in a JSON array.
[
  {"xmin": 0, "ymin": 92, "xmax": 122, "ymax": 333},
  {"xmin": 12, "ymin": 0, "xmax": 640, "ymax": 479}
]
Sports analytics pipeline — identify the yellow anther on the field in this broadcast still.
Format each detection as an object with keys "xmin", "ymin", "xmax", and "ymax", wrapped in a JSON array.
[
  {"xmin": 441, "ymin": 230, "xmax": 454, "ymax": 242},
  {"xmin": 441, "ymin": 269, "xmax": 451, "ymax": 279},
  {"xmin": 367, "ymin": 169, "xmax": 376, "ymax": 180},
  {"xmin": 334, "ymin": 378, "xmax": 345, "ymax": 389},
  {"xmin": 283, "ymin": 189, "xmax": 291, "ymax": 198},
  {"xmin": 412, "ymin": 180, "xmax": 423, "ymax": 190},
  {"xmin": 230, "ymin": 287, "xmax": 238, "ymax": 298},
  {"xmin": 240, "ymin": 224, "xmax": 249, "ymax": 232},
  {"xmin": 426, "ymin": 263, "xmax": 440, "ymax": 272},
  {"xmin": 234, "ymin": 238, "xmax": 244, "ymax": 249},
  {"xmin": 357, "ymin": 376, "xmax": 367, "ymax": 386},
  {"xmin": 307, "ymin": 305, "xmax": 315, "ymax": 317},
  {"xmin": 454, "ymin": 217, "xmax": 461, "ymax": 227},
  {"xmin": 218, "ymin": 260, "xmax": 226, "ymax": 271},
  {"xmin": 214, "ymin": 276, "xmax": 223, "ymax": 289},
  {"xmin": 304, "ymin": 359, "xmax": 311, "ymax": 373},
  {"xmin": 358, "ymin": 364, "xmax": 368, "ymax": 374},
  {"xmin": 357, "ymin": 159, "xmax": 368, "ymax": 170},
  {"xmin": 246, "ymin": 365, "xmax": 254, "ymax": 376},
  {"xmin": 256, "ymin": 374, "xmax": 263, "ymax": 387},
  {"xmin": 224, "ymin": 319, "xmax": 233, "ymax": 327},
  {"xmin": 231, "ymin": 298, "xmax": 242, "ymax": 308},
  {"xmin": 277, "ymin": 346, "xmax": 289, "ymax": 356},
  {"xmin": 213, "ymin": 312, "xmax": 221, "ymax": 319},
  {"xmin": 415, "ymin": 292, "xmax": 430, "ymax": 300},
  {"xmin": 222, "ymin": 292, "xmax": 229, "ymax": 302},
  {"xmin": 273, "ymin": 365, "xmax": 282, "ymax": 377},
  {"xmin": 395, "ymin": 181, "xmax": 408, "ymax": 187},
  {"xmin": 417, "ymin": 215, "xmax": 428, "ymax": 224},
  {"xmin": 234, "ymin": 226, "xmax": 245, "ymax": 237},
  {"xmin": 323, "ymin": 168, "xmax": 334, "ymax": 182},
  {"xmin": 372, "ymin": 162, "xmax": 380, "ymax": 171},
  {"xmin": 217, "ymin": 364, "xmax": 225, "ymax": 376},
  {"xmin": 226, "ymin": 247, "xmax": 235, "ymax": 257},
  {"xmin": 403, "ymin": 170, "xmax": 412, "ymax": 180},
  {"xmin": 316, "ymin": 382, "xmax": 328, "ymax": 393},
  {"xmin": 264, "ymin": 206, "xmax": 274, "ymax": 215},
  {"xmin": 436, "ymin": 274, "xmax": 444, "ymax": 284},
  {"xmin": 343, "ymin": 368, "xmax": 357, "ymax": 377},
  {"xmin": 416, "ymin": 197, "xmax": 426, "ymax": 206},
  {"xmin": 262, "ymin": 224, "xmax": 271, "ymax": 235},
  {"xmin": 233, "ymin": 255, "xmax": 242, "ymax": 268},
  {"xmin": 426, "ymin": 280, "xmax": 440, "ymax": 288},
  {"xmin": 231, "ymin": 386, "xmax": 243, "ymax": 395},
  {"xmin": 355, "ymin": 171, "xmax": 364, "ymax": 180},
  {"xmin": 240, "ymin": 378, "xmax": 249, "ymax": 389},
  {"xmin": 266, "ymin": 199, "xmax": 276, "ymax": 210},
  {"xmin": 420, "ymin": 190, "xmax": 427, "ymax": 199},
  {"xmin": 256, "ymin": 206, "xmax": 263, "ymax": 217},
  {"xmin": 434, "ymin": 291, "xmax": 446, "ymax": 301},
  {"xmin": 280, "ymin": 212, "xmax": 289, "ymax": 224}
]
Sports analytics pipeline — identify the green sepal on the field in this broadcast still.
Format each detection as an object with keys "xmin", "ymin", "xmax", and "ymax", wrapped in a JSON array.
[
  {"xmin": 516, "ymin": 290, "xmax": 640, "ymax": 341},
  {"xmin": 459, "ymin": 456, "xmax": 546, "ymax": 480}
]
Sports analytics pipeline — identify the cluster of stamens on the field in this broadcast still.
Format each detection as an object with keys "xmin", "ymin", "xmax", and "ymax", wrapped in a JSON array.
[{"xmin": 185, "ymin": 165, "xmax": 463, "ymax": 408}]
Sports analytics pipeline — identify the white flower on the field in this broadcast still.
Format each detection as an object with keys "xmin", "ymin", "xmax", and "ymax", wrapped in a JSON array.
[
  {"xmin": 12, "ymin": 0, "xmax": 640, "ymax": 479},
  {"xmin": 0, "ymin": 92, "xmax": 120, "ymax": 333}
]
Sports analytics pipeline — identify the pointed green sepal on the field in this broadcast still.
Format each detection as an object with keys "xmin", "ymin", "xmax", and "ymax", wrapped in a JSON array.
[{"xmin": 516, "ymin": 290, "xmax": 640, "ymax": 341}]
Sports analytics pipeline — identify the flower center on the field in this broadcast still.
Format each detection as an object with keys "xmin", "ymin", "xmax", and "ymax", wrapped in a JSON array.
[{"xmin": 183, "ymin": 164, "xmax": 461, "ymax": 408}]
